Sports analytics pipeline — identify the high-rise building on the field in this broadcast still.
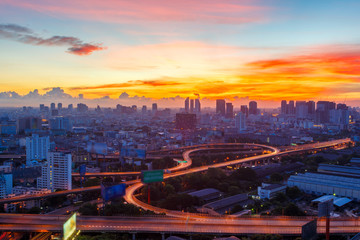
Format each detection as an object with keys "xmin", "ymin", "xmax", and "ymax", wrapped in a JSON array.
[
  {"xmin": 0, "ymin": 173, "xmax": 12, "ymax": 198},
  {"xmin": 226, "ymin": 103, "xmax": 234, "ymax": 118},
  {"xmin": 142, "ymin": 105, "xmax": 147, "ymax": 115},
  {"xmin": 249, "ymin": 101, "xmax": 258, "ymax": 115},
  {"xmin": 337, "ymin": 103, "xmax": 348, "ymax": 110},
  {"xmin": 39, "ymin": 104, "xmax": 45, "ymax": 111},
  {"xmin": 175, "ymin": 113, "xmax": 197, "ymax": 130},
  {"xmin": 26, "ymin": 134, "xmax": 50, "ymax": 166},
  {"xmin": 68, "ymin": 104, "xmax": 73, "ymax": 111},
  {"xmin": 316, "ymin": 101, "xmax": 336, "ymax": 123},
  {"xmin": 330, "ymin": 109, "xmax": 350, "ymax": 129},
  {"xmin": 281, "ymin": 100, "xmax": 287, "ymax": 114},
  {"xmin": 235, "ymin": 112, "xmax": 246, "ymax": 133},
  {"xmin": 288, "ymin": 101, "xmax": 295, "ymax": 114},
  {"xmin": 240, "ymin": 105, "xmax": 249, "ymax": 117},
  {"xmin": 190, "ymin": 99, "xmax": 194, "ymax": 113},
  {"xmin": 17, "ymin": 117, "xmax": 42, "ymax": 134},
  {"xmin": 195, "ymin": 99, "xmax": 201, "ymax": 113},
  {"xmin": 50, "ymin": 117, "xmax": 72, "ymax": 131},
  {"xmin": 51, "ymin": 109, "xmax": 59, "ymax": 116},
  {"xmin": 37, "ymin": 151, "xmax": 72, "ymax": 191},
  {"xmin": 50, "ymin": 103, "xmax": 55, "ymax": 110},
  {"xmin": 184, "ymin": 97, "xmax": 189, "ymax": 113},
  {"xmin": 216, "ymin": 99, "xmax": 226, "ymax": 116},
  {"xmin": 152, "ymin": 103, "xmax": 158, "ymax": 113},
  {"xmin": 77, "ymin": 103, "xmax": 88, "ymax": 112},
  {"xmin": 57, "ymin": 103, "xmax": 62, "ymax": 111},
  {"xmin": 295, "ymin": 101, "xmax": 308, "ymax": 119},
  {"xmin": 307, "ymin": 101, "xmax": 316, "ymax": 114}
]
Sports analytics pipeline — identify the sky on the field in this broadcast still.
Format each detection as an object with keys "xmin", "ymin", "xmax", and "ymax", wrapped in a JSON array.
[{"xmin": 0, "ymin": 0, "xmax": 360, "ymax": 108}]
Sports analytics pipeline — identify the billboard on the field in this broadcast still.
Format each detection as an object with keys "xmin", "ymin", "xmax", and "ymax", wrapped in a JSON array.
[
  {"xmin": 63, "ymin": 213, "xmax": 76, "ymax": 240},
  {"xmin": 101, "ymin": 183, "xmax": 126, "ymax": 202},
  {"xmin": 87, "ymin": 142, "xmax": 107, "ymax": 155},
  {"xmin": 141, "ymin": 170, "xmax": 164, "ymax": 183},
  {"xmin": 121, "ymin": 148, "xmax": 146, "ymax": 159}
]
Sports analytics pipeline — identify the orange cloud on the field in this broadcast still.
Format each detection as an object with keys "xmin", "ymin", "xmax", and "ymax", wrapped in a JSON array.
[
  {"xmin": 68, "ymin": 80, "xmax": 181, "ymax": 91},
  {"xmin": 247, "ymin": 49, "xmax": 360, "ymax": 77}
]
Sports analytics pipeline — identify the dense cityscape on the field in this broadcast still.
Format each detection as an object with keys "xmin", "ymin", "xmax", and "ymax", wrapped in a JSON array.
[
  {"xmin": 0, "ymin": 98, "xmax": 358, "ymax": 239},
  {"xmin": 2, "ymin": 0, "xmax": 360, "ymax": 239}
]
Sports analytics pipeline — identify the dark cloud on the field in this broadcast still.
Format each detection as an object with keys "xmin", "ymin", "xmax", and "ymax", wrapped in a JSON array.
[
  {"xmin": 0, "ymin": 23, "xmax": 106, "ymax": 55},
  {"xmin": 0, "ymin": 24, "xmax": 32, "ymax": 33}
]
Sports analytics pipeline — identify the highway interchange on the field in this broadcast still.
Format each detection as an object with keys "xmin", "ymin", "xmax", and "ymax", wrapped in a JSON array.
[{"xmin": 0, "ymin": 138, "xmax": 356, "ymax": 236}]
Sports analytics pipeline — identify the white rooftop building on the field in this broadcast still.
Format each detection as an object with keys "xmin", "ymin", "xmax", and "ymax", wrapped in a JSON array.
[{"xmin": 37, "ymin": 151, "xmax": 72, "ymax": 191}]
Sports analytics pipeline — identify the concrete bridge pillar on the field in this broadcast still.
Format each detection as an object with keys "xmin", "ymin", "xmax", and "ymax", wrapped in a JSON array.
[
  {"xmin": 131, "ymin": 232, "xmax": 136, "ymax": 240},
  {"xmin": 161, "ymin": 233, "xmax": 165, "ymax": 240}
]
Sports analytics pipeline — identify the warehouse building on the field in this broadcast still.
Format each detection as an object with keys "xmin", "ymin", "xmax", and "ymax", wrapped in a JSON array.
[{"xmin": 288, "ymin": 172, "xmax": 360, "ymax": 201}]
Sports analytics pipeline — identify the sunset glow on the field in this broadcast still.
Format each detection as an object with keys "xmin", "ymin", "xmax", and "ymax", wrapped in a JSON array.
[{"xmin": 1, "ymin": 0, "xmax": 360, "ymax": 106}]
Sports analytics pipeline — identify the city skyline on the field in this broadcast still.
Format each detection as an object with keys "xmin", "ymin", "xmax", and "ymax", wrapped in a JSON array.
[{"xmin": 1, "ymin": 0, "xmax": 360, "ymax": 105}]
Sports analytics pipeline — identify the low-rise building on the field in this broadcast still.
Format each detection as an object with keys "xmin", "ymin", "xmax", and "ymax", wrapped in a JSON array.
[
  {"xmin": 188, "ymin": 188, "xmax": 222, "ymax": 203},
  {"xmin": 288, "ymin": 172, "xmax": 360, "ymax": 201},
  {"xmin": 203, "ymin": 193, "xmax": 253, "ymax": 214},
  {"xmin": 257, "ymin": 183, "xmax": 286, "ymax": 200}
]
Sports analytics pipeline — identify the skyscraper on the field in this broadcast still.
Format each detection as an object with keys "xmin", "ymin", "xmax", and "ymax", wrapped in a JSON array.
[
  {"xmin": 25, "ymin": 134, "xmax": 50, "ymax": 166},
  {"xmin": 307, "ymin": 101, "xmax": 315, "ymax": 113},
  {"xmin": 184, "ymin": 97, "xmax": 189, "ymax": 113},
  {"xmin": 152, "ymin": 103, "xmax": 158, "ymax": 113},
  {"xmin": 195, "ymin": 99, "xmax": 201, "ymax": 113},
  {"xmin": 235, "ymin": 112, "xmax": 246, "ymax": 133},
  {"xmin": 288, "ymin": 101, "xmax": 295, "ymax": 114},
  {"xmin": 50, "ymin": 103, "xmax": 55, "ymax": 110},
  {"xmin": 39, "ymin": 104, "xmax": 45, "ymax": 111},
  {"xmin": 57, "ymin": 103, "xmax": 62, "ymax": 111},
  {"xmin": 190, "ymin": 99, "xmax": 194, "ymax": 113},
  {"xmin": 337, "ymin": 103, "xmax": 348, "ymax": 110},
  {"xmin": 226, "ymin": 102, "xmax": 234, "ymax": 118},
  {"xmin": 295, "ymin": 101, "xmax": 308, "ymax": 119},
  {"xmin": 316, "ymin": 101, "xmax": 336, "ymax": 123},
  {"xmin": 216, "ymin": 99, "xmax": 226, "ymax": 116},
  {"xmin": 50, "ymin": 117, "xmax": 72, "ymax": 131},
  {"xmin": 240, "ymin": 105, "xmax": 249, "ymax": 117},
  {"xmin": 77, "ymin": 103, "xmax": 88, "ymax": 112},
  {"xmin": 249, "ymin": 101, "xmax": 258, "ymax": 115},
  {"xmin": 37, "ymin": 151, "xmax": 72, "ymax": 191},
  {"xmin": 142, "ymin": 105, "xmax": 147, "ymax": 115},
  {"xmin": 281, "ymin": 100, "xmax": 287, "ymax": 114}
]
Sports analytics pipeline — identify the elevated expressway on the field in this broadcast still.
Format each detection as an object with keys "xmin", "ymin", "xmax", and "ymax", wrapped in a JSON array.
[
  {"xmin": 0, "ymin": 143, "xmax": 273, "ymax": 204},
  {"xmin": 1, "ymin": 214, "xmax": 360, "ymax": 235},
  {"xmin": 0, "ymin": 138, "xmax": 355, "ymax": 235},
  {"xmin": 0, "ymin": 139, "xmax": 350, "ymax": 205},
  {"xmin": 123, "ymin": 138, "xmax": 351, "ymax": 217}
]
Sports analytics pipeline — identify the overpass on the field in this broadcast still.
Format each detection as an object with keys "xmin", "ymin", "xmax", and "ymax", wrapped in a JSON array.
[
  {"xmin": 124, "ymin": 138, "xmax": 352, "ymax": 217},
  {"xmin": 0, "ymin": 139, "xmax": 350, "ymax": 205},
  {"xmin": 1, "ymin": 214, "xmax": 360, "ymax": 235},
  {"xmin": 0, "ymin": 143, "xmax": 273, "ymax": 204}
]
